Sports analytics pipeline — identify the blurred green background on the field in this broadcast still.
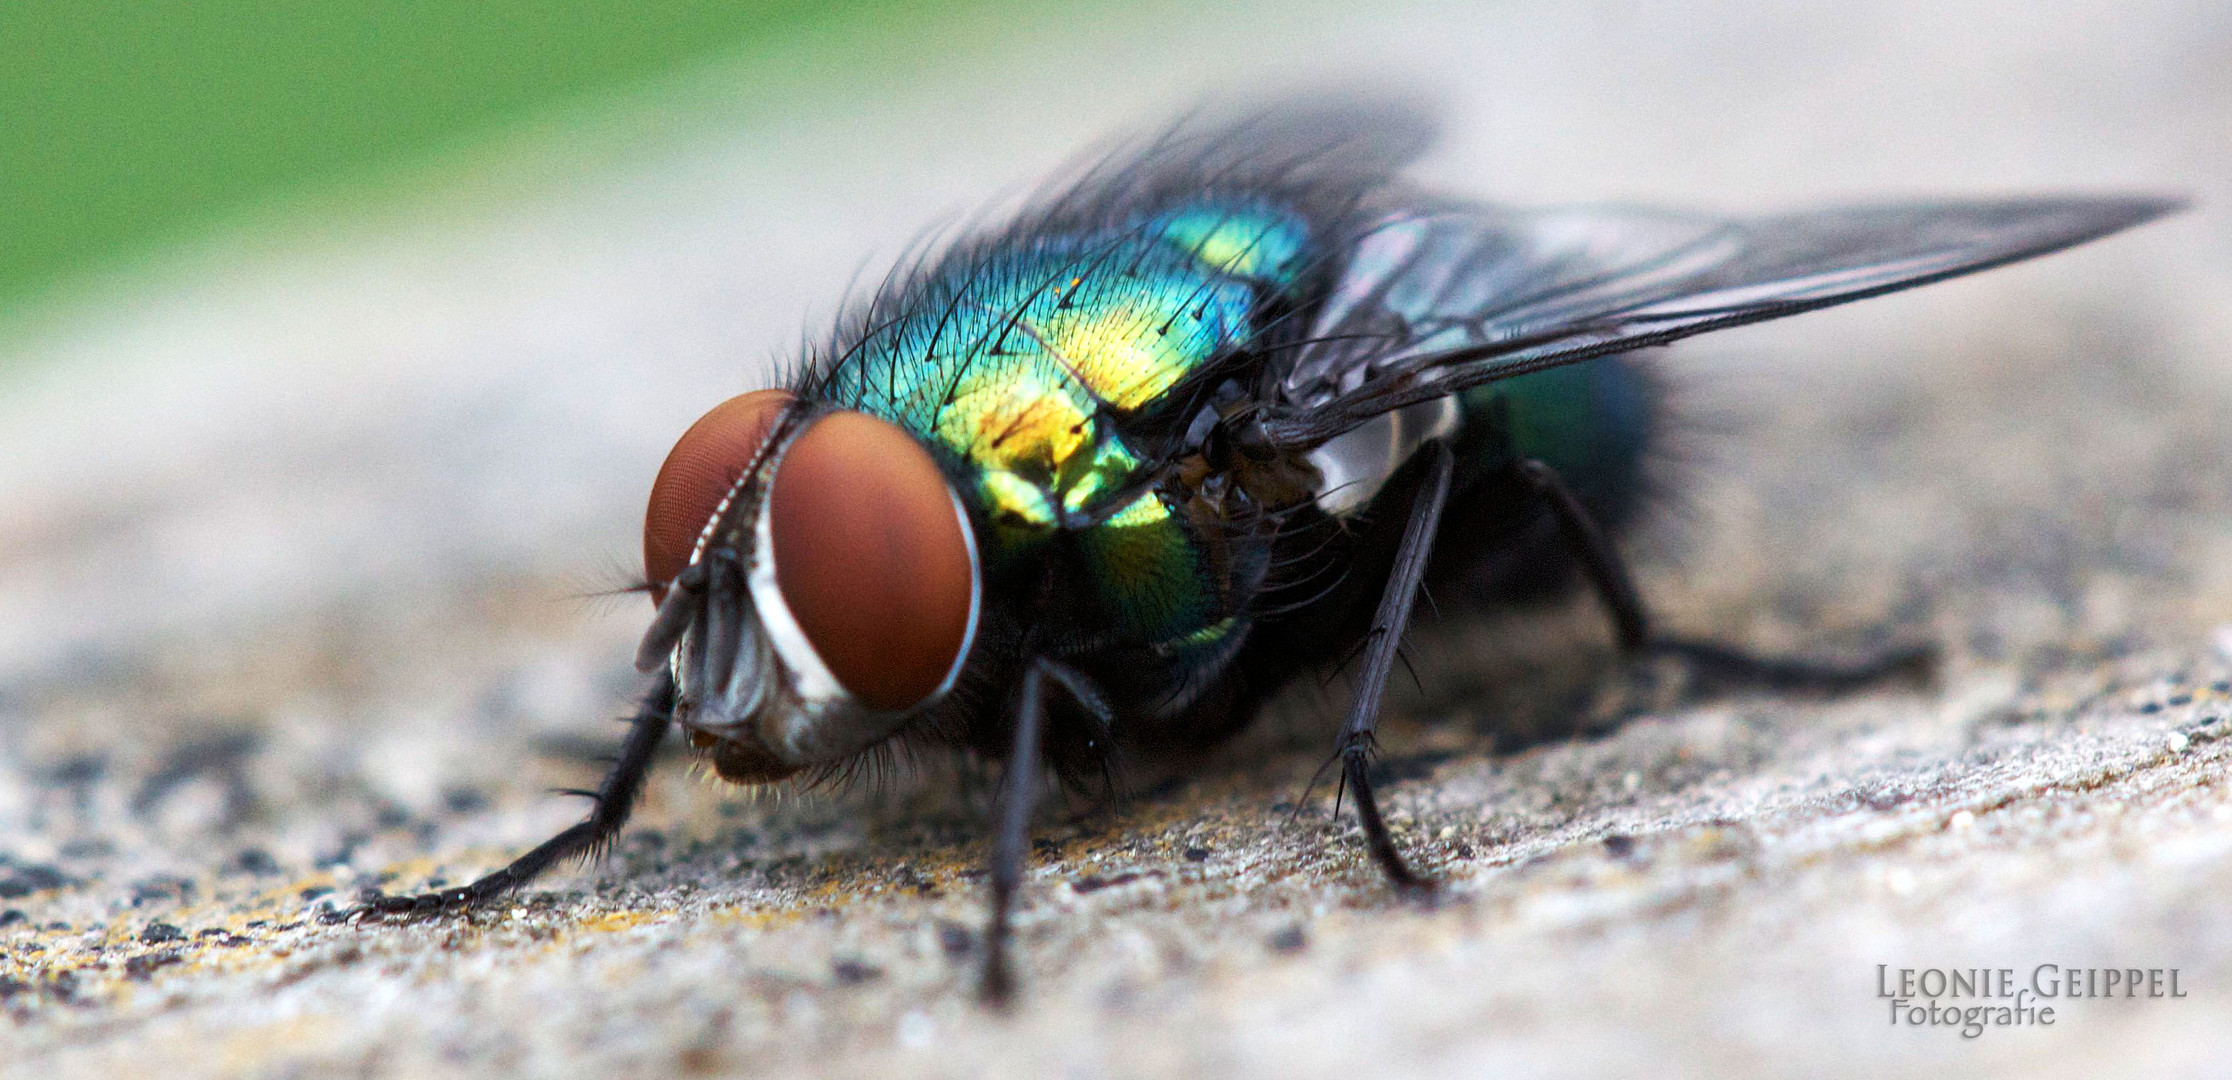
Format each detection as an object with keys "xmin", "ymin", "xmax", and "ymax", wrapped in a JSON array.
[{"xmin": 0, "ymin": 0, "xmax": 983, "ymax": 322}]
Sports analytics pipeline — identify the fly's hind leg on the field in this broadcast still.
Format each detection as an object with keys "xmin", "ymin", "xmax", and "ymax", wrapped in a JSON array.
[
  {"xmin": 1511, "ymin": 457, "xmax": 1936, "ymax": 693},
  {"xmin": 351, "ymin": 670, "xmax": 677, "ymax": 918},
  {"xmin": 1644, "ymin": 637, "xmax": 1937, "ymax": 695},
  {"xmin": 1512, "ymin": 459, "xmax": 1646, "ymax": 652}
]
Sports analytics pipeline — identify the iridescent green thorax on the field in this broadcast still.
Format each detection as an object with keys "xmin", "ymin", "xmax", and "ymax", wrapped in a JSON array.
[{"xmin": 817, "ymin": 199, "xmax": 1309, "ymax": 647}]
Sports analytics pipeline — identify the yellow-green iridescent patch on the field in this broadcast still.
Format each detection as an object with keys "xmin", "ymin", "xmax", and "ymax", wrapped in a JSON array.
[
  {"xmin": 1057, "ymin": 438, "xmax": 1143, "ymax": 515},
  {"xmin": 978, "ymin": 468, "xmax": 1056, "ymax": 528},
  {"xmin": 1077, "ymin": 490, "xmax": 1212, "ymax": 640},
  {"xmin": 934, "ymin": 374, "xmax": 1090, "ymax": 479},
  {"xmin": 930, "ymin": 368, "xmax": 1147, "ymax": 521},
  {"xmin": 1158, "ymin": 205, "xmax": 1307, "ymax": 283},
  {"xmin": 1173, "ymin": 616, "xmax": 1237, "ymax": 651},
  {"xmin": 1031, "ymin": 302, "xmax": 1199, "ymax": 411}
]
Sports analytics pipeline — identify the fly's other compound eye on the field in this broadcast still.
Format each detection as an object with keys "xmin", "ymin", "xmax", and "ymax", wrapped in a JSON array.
[
  {"xmin": 643, "ymin": 389, "xmax": 797, "ymax": 602},
  {"xmin": 766, "ymin": 411, "xmax": 977, "ymax": 712}
]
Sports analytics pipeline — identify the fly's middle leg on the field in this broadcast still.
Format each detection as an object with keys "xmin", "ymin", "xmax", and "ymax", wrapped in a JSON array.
[{"xmin": 1333, "ymin": 439, "xmax": 1456, "ymax": 895}]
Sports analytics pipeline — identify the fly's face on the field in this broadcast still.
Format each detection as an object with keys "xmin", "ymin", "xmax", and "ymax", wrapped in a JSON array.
[{"xmin": 639, "ymin": 391, "xmax": 982, "ymax": 782}]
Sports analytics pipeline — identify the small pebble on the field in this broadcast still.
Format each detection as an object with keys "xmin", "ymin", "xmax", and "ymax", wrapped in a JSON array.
[
  {"xmin": 233, "ymin": 849, "xmax": 280, "ymax": 875},
  {"xmin": 1267, "ymin": 925, "xmax": 1308, "ymax": 954},
  {"xmin": 1948, "ymin": 810, "xmax": 1976, "ymax": 831},
  {"xmin": 2167, "ymin": 731, "xmax": 2190, "ymax": 753},
  {"xmin": 1885, "ymin": 868, "xmax": 1917, "ymax": 896}
]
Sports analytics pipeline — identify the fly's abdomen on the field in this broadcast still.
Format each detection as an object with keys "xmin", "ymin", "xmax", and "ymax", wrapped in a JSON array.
[
  {"xmin": 1417, "ymin": 353, "xmax": 1660, "ymax": 605},
  {"xmin": 1458, "ymin": 354, "xmax": 1657, "ymax": 518}
]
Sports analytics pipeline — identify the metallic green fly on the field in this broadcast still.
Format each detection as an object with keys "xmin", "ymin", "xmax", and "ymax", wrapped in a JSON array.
[{"xmin": 356, "ymin": 102, "xmax": 2179, "ymax": 1002}]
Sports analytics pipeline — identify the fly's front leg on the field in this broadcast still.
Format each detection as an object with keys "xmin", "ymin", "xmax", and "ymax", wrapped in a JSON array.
[
  {"xmin": 978, "ymin": 656, "xmax": 1111, "ymax": 1005},
  {"xmin": 1338, "ymin": 440, "xmax": 1456, "ymax": 894},
  {"xmin": 1514, "ymin": 456, "xmax": 1933, "ymax": 691},
  {"xmin": 981, "ymin": 658, "xmax": 1049, "ymax": 1006},
  {"xmin": 352, "ymin": 670, "xmax": 677, "ymax": 917}
]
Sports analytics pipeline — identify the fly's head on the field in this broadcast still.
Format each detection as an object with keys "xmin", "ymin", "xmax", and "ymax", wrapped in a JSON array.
[{"xmin": 639, "ymin": 391, "xmax": 982, "ymax": 783}]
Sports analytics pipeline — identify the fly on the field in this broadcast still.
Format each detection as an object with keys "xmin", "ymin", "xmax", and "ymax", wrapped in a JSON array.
[{"xmin": 353, "ymin": 102, "xmax": 2180, "ymax": 1003}]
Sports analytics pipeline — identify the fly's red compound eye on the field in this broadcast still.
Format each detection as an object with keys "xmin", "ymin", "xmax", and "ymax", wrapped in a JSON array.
[
  {"xmin": 768, "ymin": 411, "xmax": 977, "ymax": 712},
  {"xmin": 643, "ymin": 389, "xmax": 796, "ymax": 601},
  {"xmin": 644, "ymin": 393, "xmax": 978, "ymax": 712}
]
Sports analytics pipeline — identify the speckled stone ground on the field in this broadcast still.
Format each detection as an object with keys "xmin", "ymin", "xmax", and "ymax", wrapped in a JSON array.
[{"xmin": 3, "ymin": 2, "xmax": 2230, "ymax": 1077}]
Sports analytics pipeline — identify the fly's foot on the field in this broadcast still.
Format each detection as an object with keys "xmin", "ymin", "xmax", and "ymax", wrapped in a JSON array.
[
  {"xmin": 1340, "ymin": 742, "xmax": 1436, "ymax": 895},
  {"xmin": 1646, "ymin": 636, "xmax": 1939, "ymax": 698},
  {"xmin": 348, "ymin": 872, "xmax": 523, "ymax": 922},
  {"xmin": 348, "ymin": 887, "xmax": 477, "ymax": 922}
]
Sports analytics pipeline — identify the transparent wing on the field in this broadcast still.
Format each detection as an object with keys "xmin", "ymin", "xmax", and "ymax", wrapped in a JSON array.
[{"xmin": 1264, "ymin": 196, "xmax": 2182, "ymax": 447}]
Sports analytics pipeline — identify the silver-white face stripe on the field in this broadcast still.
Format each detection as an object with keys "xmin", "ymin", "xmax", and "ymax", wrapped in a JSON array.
[
  {"xmin": 930, "ymin": 485, "xmax": 983, "ymax": 700},
  {"xmin": 932, "ymin": 488, "xmax": 986, "ymax": 700},
  {"xmin": 746, "ymin": 479, "xmax": 849, "ymax": 707}
]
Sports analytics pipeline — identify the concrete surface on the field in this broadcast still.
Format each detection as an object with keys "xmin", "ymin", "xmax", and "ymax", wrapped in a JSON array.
[{"xmin": 3, "ymin": 1, "xmax": 2230, "ymax": 1077}]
